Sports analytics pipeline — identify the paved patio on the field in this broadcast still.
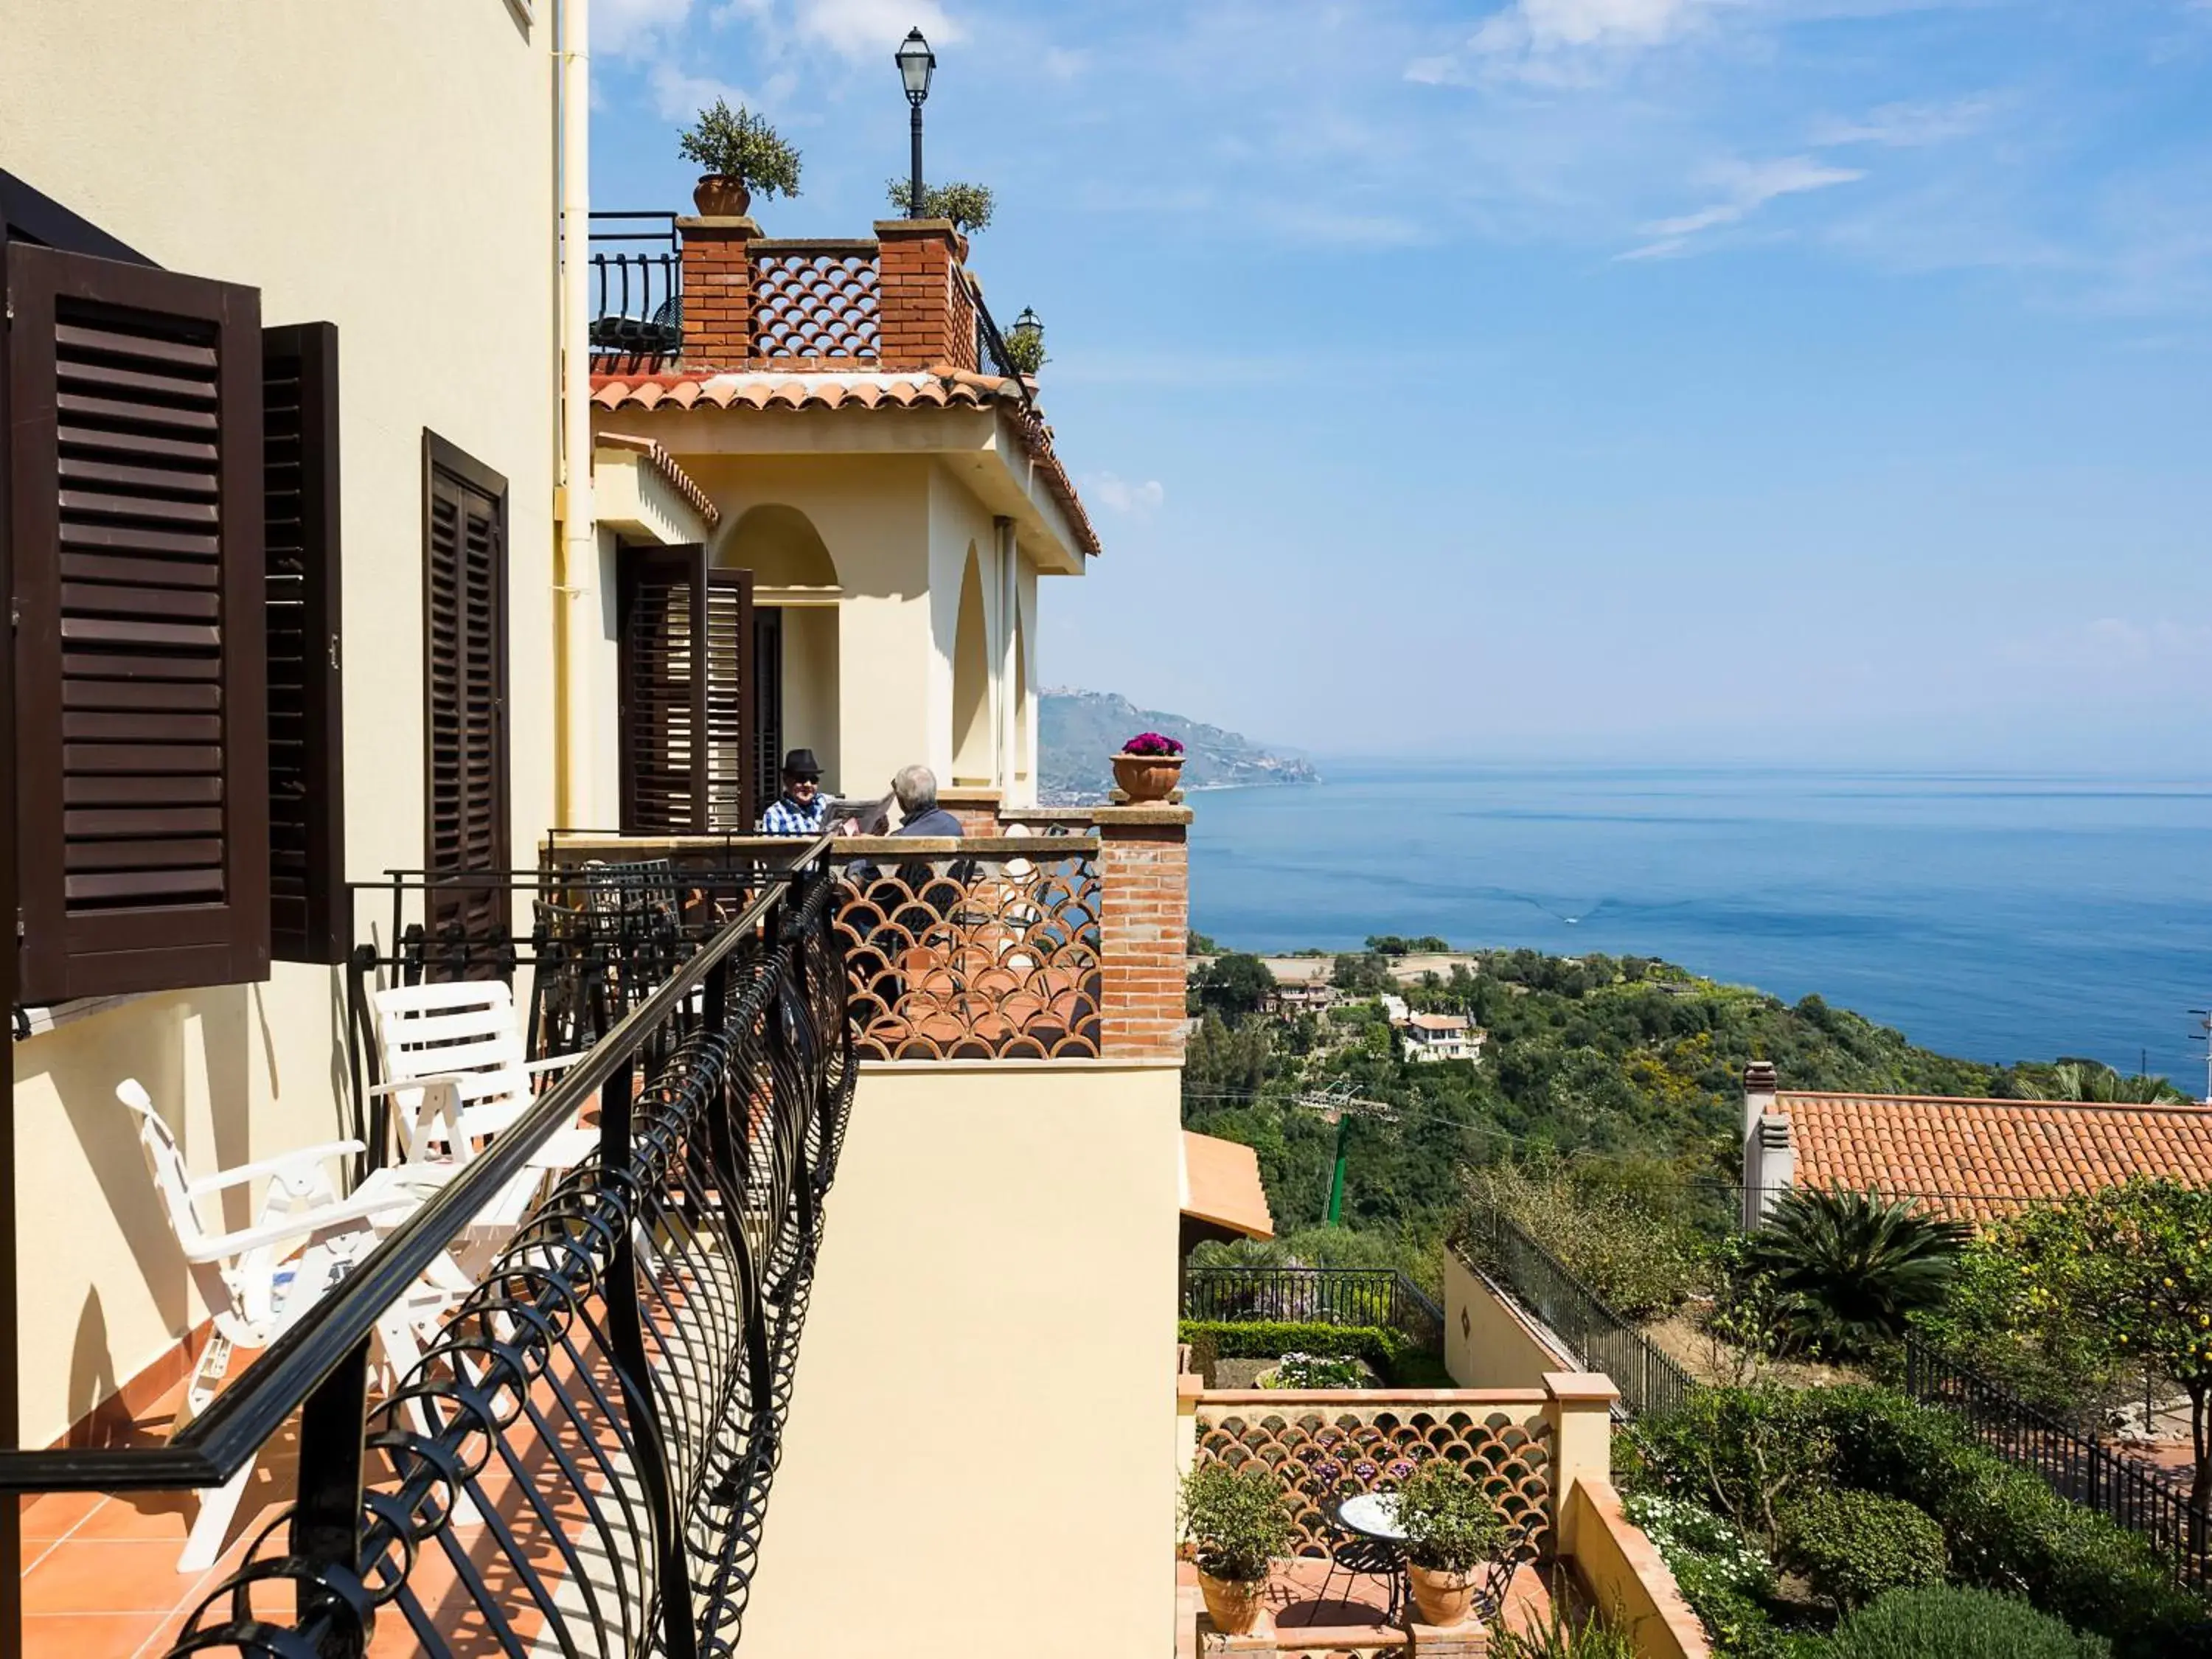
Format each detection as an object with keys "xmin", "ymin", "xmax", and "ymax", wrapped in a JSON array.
[{"xmin": 1177, "ymin": 1551, "xmax": 1555, "ymax": 1656}]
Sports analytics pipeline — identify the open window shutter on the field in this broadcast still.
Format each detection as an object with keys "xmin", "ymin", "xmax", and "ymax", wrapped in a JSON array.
[
  {"xmin": 7, "ymin": 242, "xmax": 268, "ymax": 1003},
  {"xmin": 616, "ymin": 544, "xmax": 707, "ymax": 835},
  {"xmin": 703, "ymin": 567, "xmax": 754, "ymax": 832},
  {"xmin": 422, "ymin": 437, "xmax": 509, "ymax": 950},
  {"xmin": 263, "ymin": 322, "xmax": 346, "ymax": 964},
  {"xmin": 752, "ymin": 605, "xmax": 782, "ymax": 821},
  {"xmin": 618, "ymin": 547, "xmax": 758, "ymax": 835}
]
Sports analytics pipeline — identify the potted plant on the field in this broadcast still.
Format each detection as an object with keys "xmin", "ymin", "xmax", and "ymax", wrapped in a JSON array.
[
  {"xmin": 1112, "ymin": 731, "xmax": 1185, "ymax": 802},
  {"xmin": 678, "ymin": 98, "xmax": 801, "ymax": 217},
  {"xmin": 1394, "ymin": 1458, "xmax": 1506, "ymax": 1628},
  {"xmin": 1180, "ymin": 1462, "xmax": 1292, "ymax": 1635}
]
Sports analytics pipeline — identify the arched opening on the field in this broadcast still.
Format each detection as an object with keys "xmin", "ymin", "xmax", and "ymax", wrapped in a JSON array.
[
  {"xmin": 722, "ymin": 504, "xmax": 840, "ymax": 791},
  {"xmin": 951, "ymin": 546, "xmax": 992, "ymax": 787}
]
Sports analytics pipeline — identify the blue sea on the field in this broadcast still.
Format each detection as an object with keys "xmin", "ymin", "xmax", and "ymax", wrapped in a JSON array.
[{"xmin": 1186, "ymin": 765, "xmax": 2212, "ymax": 1084}]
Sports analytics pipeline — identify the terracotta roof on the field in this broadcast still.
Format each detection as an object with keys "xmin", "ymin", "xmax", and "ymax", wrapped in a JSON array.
[
  {"xmin": 1180, "ymin": 1131, "xmax": 1274, "ymax": 1242},
  {"xmin": 588, "ymin": 366, "xmax": 1100, "ymax": 557},
  {"xmin": 1773, "ymin": 1091, "xmax": 2212, "ymax": 1222},
  {"xmin": 593, "ymin": 431, "xmax": 719, "ymax": 529},
  {"xmin": 1408, "ymin": 1013, "xmax": 1471, "ymax": 1033}
]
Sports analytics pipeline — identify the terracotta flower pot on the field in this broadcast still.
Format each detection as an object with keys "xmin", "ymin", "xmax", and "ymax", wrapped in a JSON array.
[
  {"xmin": 1407, "ymin": 1563, "xmax": 1479, "ymax": 1628},
  {"xmin": 1112, "ymin": 751, "xmax": 1183, "ymax": 802},
  {"xmin": 692, "ymin": 174, "xmax": 751, "ymax": 216},
  {"xmin": 1197, "ymin": 1568, "xmax": 1268, "ymax": 1635}
]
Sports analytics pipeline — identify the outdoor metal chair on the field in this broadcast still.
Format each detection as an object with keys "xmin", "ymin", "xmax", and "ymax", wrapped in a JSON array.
[
  {"xmin": 116, "ymin": 1080, "xmax": 472, "ymax": 1572},
  {"xmin": 1470, "ymin": 1510, "xmax": 1548, "ymax": 1625}
]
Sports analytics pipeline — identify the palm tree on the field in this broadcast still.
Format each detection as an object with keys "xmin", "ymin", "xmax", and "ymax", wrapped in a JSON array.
[
  {"xmin": 2017, "ymin": 1060, "xmax": 2192, "ymax": 1105},
  {"xmin": 1747, "ymin": 1187, "xmax": 1969, "ymax": 1359}
]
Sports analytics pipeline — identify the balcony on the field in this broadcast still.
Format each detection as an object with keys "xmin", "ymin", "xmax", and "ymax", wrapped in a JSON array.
[{"xmin": 2, "ymin": 844, "xmax": 852, "ymax": 1657}]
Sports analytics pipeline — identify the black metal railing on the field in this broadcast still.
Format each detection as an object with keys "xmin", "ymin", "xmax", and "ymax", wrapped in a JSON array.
[
  {"xmin": 964, "ymin": 272, "xmax": 1036, "ymax": 412},
  {"xmin": 1464, "ymin": 1203, "xmax": 1695, "ymax": 1419},
  {"xmin": 0, "ymin": 837, "xmax": 851, "ymax": 1658},
  {"xmin": 1902, "ymin": 1335, "xmax": 2212, "ymax": 1592},
  {"xmin": 1180, "ymin": 1267, "xmax": 1444, "ymax": 1352},
  {"xmin": 591, "ymin": 210, "xmax": 681, "ymax": 367}
]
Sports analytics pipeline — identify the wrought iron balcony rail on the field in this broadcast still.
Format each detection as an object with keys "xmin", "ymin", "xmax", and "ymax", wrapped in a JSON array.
[
  {"xmin": 1180, "ymin": 1266, "xmax": 1445, "ymax": 1352},
  {"xmin": 0, "ymin": 835, "xmax": 850, "ymax": 1658},
  {"xmin": 589, "ymin": 210, "xmax": 681, "ymax": 369}
]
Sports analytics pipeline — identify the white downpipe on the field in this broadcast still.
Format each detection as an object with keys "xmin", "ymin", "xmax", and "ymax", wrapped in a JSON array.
[{"xmin": 557, "ymin": 0, "xmax": 596, "ymax": 829}]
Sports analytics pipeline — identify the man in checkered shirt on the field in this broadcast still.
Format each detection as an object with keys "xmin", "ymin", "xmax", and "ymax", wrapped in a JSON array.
[{"xmin": 757, "ymin": 748, "xmax": 840, "ymax": 834}]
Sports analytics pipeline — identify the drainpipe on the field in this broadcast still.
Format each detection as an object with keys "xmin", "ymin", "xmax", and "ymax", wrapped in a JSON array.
[{"xmin": 556, "ymin": 0, "xmax": 596, "ymax": 828}]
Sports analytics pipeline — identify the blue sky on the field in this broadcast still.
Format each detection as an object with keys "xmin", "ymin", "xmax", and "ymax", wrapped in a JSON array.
[{"xmin": 591, "ymin": 0, "xmax": 2212, "ymax": 768}]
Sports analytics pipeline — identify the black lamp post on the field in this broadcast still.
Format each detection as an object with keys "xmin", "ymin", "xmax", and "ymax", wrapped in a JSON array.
[{"xmin": 896, "ymin": 28, "xmax": 936, "ymax": 218}]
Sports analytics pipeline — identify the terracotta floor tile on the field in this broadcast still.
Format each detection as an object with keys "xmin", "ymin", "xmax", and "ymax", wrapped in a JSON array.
[
  {"xmin": 20, "ymin": 1490, "xmax": 105, "ymax": 1542},
  {"xmin": 21, "ymin": 1611, "xmax": 167, "ymax": 1659},
  {"xmin": 21, "ymin": 1540, "xmax": 214, "ymax": 1615}
]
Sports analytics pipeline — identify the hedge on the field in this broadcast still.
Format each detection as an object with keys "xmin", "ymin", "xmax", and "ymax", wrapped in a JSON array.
[
  {"xmin": 1825, "ymin": 1585, "xmax": 2112, "ymax": 1659},
  {"xmin": 1633, "ymin": 1385, "xmax": 2212, "ymax": 1659},
  {"xmin": 1176, "ymin": 1320, "xmax": 1446, "ymax": 1387}
]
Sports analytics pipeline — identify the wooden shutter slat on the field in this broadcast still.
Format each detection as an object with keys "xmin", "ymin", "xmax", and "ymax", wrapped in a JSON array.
[
  {"xmin": 9, "ymin": 242, "xmax": 268, "ymax": 999},
  {"xmin": 422, "ymin": 434, "xmax": 507, "ymax": 966}
]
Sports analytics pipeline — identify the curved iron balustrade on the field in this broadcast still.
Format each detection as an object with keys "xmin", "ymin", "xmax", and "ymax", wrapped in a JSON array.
[{"xmin": 0, "ymin": 840, "xmax": 849, "ymax": 1658}]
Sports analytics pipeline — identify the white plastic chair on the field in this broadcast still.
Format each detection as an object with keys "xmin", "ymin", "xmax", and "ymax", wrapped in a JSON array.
[
  {"xmin": 366, "ymin": 981, "xmax": 599, "ymax": 1256},
  {"xmin": 116, "ymin": 1080, "xmax": 472, "ymax": 1573}
]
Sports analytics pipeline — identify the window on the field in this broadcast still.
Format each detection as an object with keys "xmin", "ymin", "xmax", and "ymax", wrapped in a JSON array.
[
  {"xmin": 616, "ymin": 544, "xmax": 756, "ymax": 834},
  {"xmin": 7, "ymin": 242, "xmax": 270, "ymax": 1002},
  {"xmin": 422, "ymin": 435, "xmax": 509, "ymax": 947}
]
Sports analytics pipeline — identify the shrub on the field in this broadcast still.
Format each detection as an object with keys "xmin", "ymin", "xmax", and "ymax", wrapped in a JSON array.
[
  {"xmin": 676, "ymin": 100, "xmax": 801, "ymax": 198},
  {"xmin": 1467, "ymin": 1161, "xmax": 1715, "ymax": 1320},
  {"xmin": 1747, "ymin": 1187, "xmax": 1966, "ymax": 1360},
  {"xmin": 1630, "ymin": 1385, "xmax": 1834, "ymax": 1549},
  {"xmin": 1781, "ymin": 1489, "xmax": 1946, "ymax": 1611},
  {"xmin": 1265, "ymin": 1352, "xmax": 1365, "ymax": 1390},
  {"xmin": 883, "ymin": 178, "xmax": 995, "ymax": 232},
  {"xmin": 1623, "ymin": 1492, "xmax": 1788, "ymax": 1659},
  {"xmin": 1178, "ymin": 1320, "xmax": 1425, "ymax": 1382},
  {"xmin": 1182, "ymin": 1326, "xmax": 1220, "ymax": 1386},
  {"xmin": 1486, "ymin": 1602, "xmax": 1640, "ymax": 1659},
  {"xmin": 1394, "ymin": 1456, "xmax": 1506, "ymax": 1572},
  {"xmin": 1825, "ymin": 1585, "xmax": 2112, "ymax": 1659},
  {"xmin": 1180, "ymin": 1463, "xmax": 1293, "ymax": 1583}
]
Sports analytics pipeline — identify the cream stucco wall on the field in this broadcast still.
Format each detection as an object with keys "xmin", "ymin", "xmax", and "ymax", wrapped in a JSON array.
[
  {"xmin": 585, "ymin": 449, "xmax": 1045, "ymax": 810},
  {"xmin": 1444, "ymin": 1250, "xmax": 1575, "ymax": 1390},
  {"xmin": 1, "ymin": 1, "xmax": 557, "ymax": 1445},
  {"xmin": 744, "ymin": 1060, "xmax": 1183, "ymax": 1659}
]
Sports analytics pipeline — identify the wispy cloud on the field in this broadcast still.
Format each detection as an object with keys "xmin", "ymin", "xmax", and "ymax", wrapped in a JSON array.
[
  {"xmin": 647, "ymin": 60, "xmax": 753, "ymax": 120},
  {"xmin": 1087, "ymin": 473, "xmax": 1166, "ymax": 515},
  {"xmin": 787, "ymin": 0, "xmax": 959, "ymax": 58},
  {"xmin": 1622, "ymin": 155, "xmax": 1865, "ymax": 258},
  {"xmin": 1811, "ymin": 94, "xmax": 2000, "ymax": 150},
  {"xmin": 599, "ymin": 0, "xmax": 696, "ymax": 57},
  {"xmin": 1416, "ymin": 0, "xmax": 1739, "ymax": 85}
]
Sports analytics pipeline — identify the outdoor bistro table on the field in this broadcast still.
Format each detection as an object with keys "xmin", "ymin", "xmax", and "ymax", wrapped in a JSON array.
[{"xmin": 1329, "ymin": 1492, "xmax": 1408, "ymax": 1623}]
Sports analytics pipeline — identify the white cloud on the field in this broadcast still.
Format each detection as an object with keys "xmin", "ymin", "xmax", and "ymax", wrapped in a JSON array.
[
  {"xmin": 793, "ymin": 0, "xmax": 959, "ymax": 58},
  {"xmin": 1811, "ymin": 95, "xmax": 1998, "ymax": 150},
  {"xmin": 1087, "ymin": 473, "xmax": 1166, "ymax": 515},
  {"xmin": 598, "ymin": 0, "xmax": 695, "ymax": 57},
  {"xmin": 648, "ymin": 60, "xmax": 753, "ymax": 120},
  {"xmin": 1433, "ymin": 0, "xmax": 1739, "ymax": 82},
  {"xmin": 1621, "ymin": 155, "xmax": 1864, "ymax": 257}
]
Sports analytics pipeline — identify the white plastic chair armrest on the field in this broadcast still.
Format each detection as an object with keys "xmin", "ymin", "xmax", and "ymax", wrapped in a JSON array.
[
  {"xmin": 366, "ymin": 1074, "xmax": 473, "ymax": 1098},
  {"xmin": 184, "ymin": 1141, "xmax": 369, "ymax": 1197},
  {"xmin": 521, "ymin": 1051, "xmax": 588, "ymax": 1077},
  {"xmin": 173, "ymin": 1187, "xmax": 421, "ymax": 1265}
]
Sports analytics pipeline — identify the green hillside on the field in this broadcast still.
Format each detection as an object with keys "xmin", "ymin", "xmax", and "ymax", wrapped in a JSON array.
[{"xmin": 1038, "ymin": 688, "xmax": 1318, "ymax": 802}]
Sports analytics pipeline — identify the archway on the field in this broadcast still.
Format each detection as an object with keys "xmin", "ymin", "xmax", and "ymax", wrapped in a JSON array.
[
  {"xmin": 951, "ymin": 546, "xmax": 992, "ymax": 787},
  {"xmin": 721, "ymin": 504, "xmax": 840, "ymax": 791}
]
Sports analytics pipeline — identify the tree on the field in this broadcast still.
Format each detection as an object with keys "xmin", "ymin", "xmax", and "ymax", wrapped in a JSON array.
[
  {"xmin": 2015, "ymin": 1060, "xmax": 2192, "ymax": 1105},
  {"xmin": 1980, "ymin": 1180, "xmax": 2212, "ymax": 1511},
  {"xmin": 1332, "ymin": 951, "xmax": 1394, "ymax": 995},
  {"xmin": 883, "ymin": 178, "xmax": 995, "ymax": 232},
  {"xmin": 1746, "ymin": 1187, "xmax": 1967, "ymax": 1359},
  {"xmin": 677, "ymin": 100, "xmax": 802, "ymax": 198},
  {"xmin": 1192, "ymin": 953, "xmax": 1276, "ymax": 1025}
]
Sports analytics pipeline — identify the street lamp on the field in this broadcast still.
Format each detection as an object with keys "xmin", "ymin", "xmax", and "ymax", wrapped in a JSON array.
[{"xmin": 896, "ymin": 28, "xmax": 936, "ymax": 219}]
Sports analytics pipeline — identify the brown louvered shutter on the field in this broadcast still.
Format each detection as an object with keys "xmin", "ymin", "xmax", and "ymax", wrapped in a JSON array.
[
  {"xmin": 617, "ymin": 546, "xmax": 757, "ymax": 835},
  {"xmin": 422, "ymin": 436, "xmax": 509, "ymax": 947},
  {"xmin": 7, "ymin": 243, "xmax": 269, "ymax": 1002},
  {"xmin": 703, "ymin": 566, "xmax": 755, "ymax": 832},
  {"xmin": 263, "ymin": 323, "xmax": 347, "ymax": 964}
]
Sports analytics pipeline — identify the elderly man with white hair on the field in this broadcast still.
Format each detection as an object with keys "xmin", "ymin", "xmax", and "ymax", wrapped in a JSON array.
[{"xmin": 888, "ymin": 764, "xmax": 962, "ymax": 837}]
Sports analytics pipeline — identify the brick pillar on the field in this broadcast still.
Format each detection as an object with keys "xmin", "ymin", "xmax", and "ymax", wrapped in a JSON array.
[
  {"xmin": 873, "ymin": 218, "xmax": 970, "ymax": 370},
  {"xmin": 1096, "ymin": 804, "xmax": 1192, "ymax": 1060},
  {"xmin": 676, "ymin": 215, "xmax": 761, "ymax": 369},
  {"xmin": 938, "ymin": 787, "xmax": 1003, "ymax": 835}
]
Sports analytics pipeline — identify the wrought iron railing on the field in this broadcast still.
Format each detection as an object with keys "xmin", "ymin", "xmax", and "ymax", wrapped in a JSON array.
[
  {"xmin": 1902, "ymin": 1335, "xmax": 2212, "ymax": 1592},
  {"xmin": 1180, "ymin": 1267, "xmax": 1444, "ymax": 1352},
  {"xmin": 1464, "ymin": 1203, "xmax": 1694, "ymax": 1419},
  {"xmin": 965, "ymin": 271, "xmax": 1035, "ymax": 411},
  {"xmin": 590, "ymin": 210, "xmax": 681, "ymax": 368},
  {"xmin": 0, "ymin": 837, "xmax": 851, "ymax": 1657}
]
